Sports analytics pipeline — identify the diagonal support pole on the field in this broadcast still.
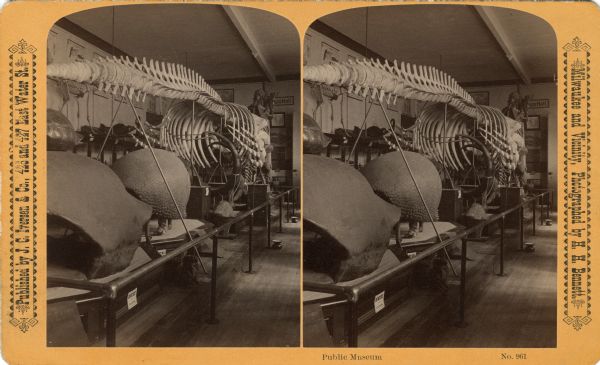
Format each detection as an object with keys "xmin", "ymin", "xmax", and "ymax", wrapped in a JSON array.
[
  {"xmin": 127, "ymin": 97, "xmax": 207, "ymax": 274},
  {"xmin": 346, "ymin": 96, "xmax": 374, "ymax": 164},
  {"xmin": 379, "ymin": 101, "xmax": 458, "ymax": 277},
  {"xmin": 96, "ymin": 97, "xmax": 124, "ymax": 160}
]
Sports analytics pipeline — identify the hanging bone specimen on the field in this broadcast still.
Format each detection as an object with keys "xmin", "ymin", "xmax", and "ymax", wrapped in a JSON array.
[
  {"xmin": 47, "ymin": 108, "xmax": 80, "ymax": 151},
  {"xmin": 304, "ymin": 59, "xmax": 526, "ymax": 186},
  {"xmin": 47, "ymin": 57, "xmax": 269, "ymax": 182},
  {"xmin": 303, "ymin": 113, "xmax": 331, "ymax": 155}
]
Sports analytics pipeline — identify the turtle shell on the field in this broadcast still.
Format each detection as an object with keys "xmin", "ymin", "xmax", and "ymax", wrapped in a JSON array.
[
  {"xmin": 47, "ymin": 152, "xmax": 152, "ymax": 278},
  {"xmin": 112, "ymin": 149, "xmax": 191, "ymax": 219},
  {"xmin": 304, "ymin": 155, "xmax": 401, "ymax": 282}
]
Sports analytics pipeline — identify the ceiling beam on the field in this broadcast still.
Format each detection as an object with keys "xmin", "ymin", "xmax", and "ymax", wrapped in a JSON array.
[
  {"xmin": 310, "ymin": 20, "xmax": 387, "ymax": 62},
  {"xmin": 475, "ymin": 6, "xmax": 531, "ymax": 85},
  {"xmin": 223, "ymin": 6, "xmax": 277, "ymax": 82}
]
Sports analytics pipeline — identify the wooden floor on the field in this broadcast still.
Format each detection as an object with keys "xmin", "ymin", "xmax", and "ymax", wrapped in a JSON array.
[
  {"xmin": 113, "ymin": 221, "xmax": 301, "ymax": 347},
  {"xmin": 359, "ymin": 214, "xmax": 557, "ymax": 348}
]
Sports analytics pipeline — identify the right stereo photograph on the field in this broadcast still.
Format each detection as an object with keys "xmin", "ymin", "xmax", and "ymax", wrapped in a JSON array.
[{"xmin": 302, "ymin": 4, "xmax": 557, "ymax": 348}]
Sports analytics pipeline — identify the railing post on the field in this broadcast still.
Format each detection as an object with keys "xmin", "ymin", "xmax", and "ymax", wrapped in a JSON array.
[
  {"xmin": 291, "ymin": 190, "xmax": 296, "ymax": 218},
  {"xmin": 532, "ymin": 198, "xmax": 536, "ymax": 236},
  {"xmin": 267, "ymin": 199, "xmax": 272, "ymax": 248},
  {"xmin": 520, "ymin": 206, "xmax": 525, "ymax": 250},
  {"xmin": 246, "ymin": 212, "xmax": 254, "ymax": 273},
  {"xmin": 457, "ymin": 238, "xmax": 468, "ymax": 327},
  {"xmin": 105, "ymin": 297, "xmax": 117, "ymax": 347},
  {"xmin": 279, "ymin": 194, "xmax": 283, "ymax": 233},
  {"xmin": 207, "ymin": 236, "xmax": 219, "ymax": 324},
  {"xmin": 347, "ymin": 300, "xmax": 359, "ymax": 347},
  {"xmin": 286, "ymin": 191, "xmax": 291, "ymax": 223},
  {"xmin": 499, "ymin": 216, "xmax": 505, "ymax": 276}
]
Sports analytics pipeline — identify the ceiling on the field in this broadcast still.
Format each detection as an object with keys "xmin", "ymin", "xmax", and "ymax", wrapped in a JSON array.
[
  {"xmin": 64, "ymin": 4, "xmax": 300, "ymax": 83},
  {"xmin": 317, "ymin": 5, "xmax": 557, "ymax": 85}
]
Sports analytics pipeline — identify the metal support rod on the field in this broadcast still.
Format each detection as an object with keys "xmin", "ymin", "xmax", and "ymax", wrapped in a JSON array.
[
  {"xmin": 267, "ymin": 200, "xmax": 272, "ymax": 248},
  {"xmin": 520, "ymin": 206, "xmax": 525, "ymax": 250},
  {"xmin": 346, "ymin": 98, "xmax": 374, "ymax": 164},
  {"xmin": 348, "ymin": 301, "xmax": 359, "ymax": 347},
  {"xmin": 207, "ymin": 236, "xmax": 219, "ymax": 324},
  {"xmin": 499, "ymin": 216, "xmax": 505, "ymax": 276},
  {"xmin": 532, "ymin": 199, "xmax": 537, "ymax": 236},
  {"xmin": 458, "ymin": 238, "xmax": 467, "ymax": 326},
  {"xmin": 127, "ymin": 97, "xmax": 207, "ymax": 274},
  {"xmin": 379, "ymin": 102, "xmax": 457, "ymax": 277},
  {"xmin": 105, "ymin": 297, "xmax": 117, "ymax": 347},
  {"xmin": 292, "ymin": 191, "xmax": 296, "ymax": 218},
  {"xmin": 548, "ymin": 191, "xmax": 552, "ymax": 218},
  {"xmin": 443, "ymin": 103, "xmax": 448, "ymax": 182},
  {"xmin": 247, "ymin": 213, "xmax": 254, "ymax": 273},
  {"xmin": 279, "ymin": 195, "xmax": 283, "ymax": 233},
  {"xmin": 97, "ymin": 97, "xmax": 124, "ymax": 160}
]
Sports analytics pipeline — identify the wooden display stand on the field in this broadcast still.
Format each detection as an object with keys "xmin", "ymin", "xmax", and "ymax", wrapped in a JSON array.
[
  {"xmin": 47, "ymin": 248, "xmax": 163, "ymax": 345},
  {"xmin": 247, "ymin": 184, "xmax": 269, "ymax": 226},
  {"xmin": 187, "ymin": 185, "xmax": 211, "ymax": 220},
  {"xmin": 499, "ymin": 186, "xmax": 522, "ymax": 229},
  {"xmin": 439, "ymin": 188, "xmax": 463, "ymax": 222},
  {"xmin": 304, "ymin": 222, "xmax": 459, "ymax": 347}
]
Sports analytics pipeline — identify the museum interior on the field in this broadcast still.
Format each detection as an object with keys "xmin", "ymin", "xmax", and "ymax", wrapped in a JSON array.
[
  {"xmin": 46, "ymin": 5, "xmax": 301, "ymax": 347},
  {"xmin": 302, "ymin": 5, "xmax": 558, "ymax": 348}
]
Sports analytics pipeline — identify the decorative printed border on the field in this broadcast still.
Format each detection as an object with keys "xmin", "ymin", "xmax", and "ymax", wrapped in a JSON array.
[
  {"xmin": 8, "ymin": 39, "xmax": 38, "ymax": 333},
  {"xmin": 562, "ymin": 37, "xmax": 591, "ymax": 331}
]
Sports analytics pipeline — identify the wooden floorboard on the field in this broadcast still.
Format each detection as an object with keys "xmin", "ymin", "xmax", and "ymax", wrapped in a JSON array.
[
  {"xmin": 377, "ymin": 214, "xmax": 557, "ymax": 348},
  {"xmin": 112, "ymin": 222, "xmax": 300, "ymax": 347}
]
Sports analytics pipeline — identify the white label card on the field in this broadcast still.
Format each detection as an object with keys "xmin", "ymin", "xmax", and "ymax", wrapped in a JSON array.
[
  {"xmin": 374, "ymin": 291, "xmax": 385, "ymax": 313},
  {"xmin": 158, "ymin": 249, "xmax": 167, "ymax": 256},
  {"xmin": 127, "ymin": 288, "xmax": 138, "ymax": 310}
]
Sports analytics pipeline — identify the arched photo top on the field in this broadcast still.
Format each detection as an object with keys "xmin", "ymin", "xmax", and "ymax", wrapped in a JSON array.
[
  {"xmin": 305, "ymin": 4, "xmax": 556, "ymax": 86},
  {"xmin": 48, "ymin": 4, "xmax": 300, "ymax": 83}
]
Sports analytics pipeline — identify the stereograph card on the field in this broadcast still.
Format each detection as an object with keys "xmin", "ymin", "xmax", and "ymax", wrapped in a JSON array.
[{"xmin": 0, "ymin": 1, "xmax": 599, "ymax": 364}]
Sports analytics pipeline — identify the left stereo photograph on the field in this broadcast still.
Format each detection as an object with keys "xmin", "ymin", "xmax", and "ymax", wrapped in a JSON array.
[{"xmin": 46, "ymin": 4, "xmax": 301, "ymax": 347}]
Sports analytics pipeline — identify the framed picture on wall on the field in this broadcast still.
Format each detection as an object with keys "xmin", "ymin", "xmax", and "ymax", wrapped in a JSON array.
[
  {"xmin": 47, "ymin": 30, "xmax": 58, "ymax": 64},
  {"xmin": 470, "ymin": 91, "xmax": 489, "ymax": 106},
  {"xmin": 321, "ymin": 42, "xmax": 340, "ymax": 64},
  {"xmin": 526, "ymin": 115, "xmax": 541, "ymax": 130},
  {"xmin": 215, "ymin": 89, "xmax": 234, "ymax": 102},
  {"xmin": 273, "ymin": 96, "xmax": 294, "ymax": 106},
  {"xmin": 271, "ymin": 112, "xmax": 286, "ymax": 128},
  {"xmin": 304, "ymin": 33, "xmax": 312, "ymax": 66},
  {"xmin": 528, "ymin": 99, "xmax": 550, "ymax": 109},
  {"xmin": 525, "ymin": 130, "xmax": 543, "ymax": 146},
  {"xmin": 66, "ymin": 39, "xmax": 85, "ymax": 61}
]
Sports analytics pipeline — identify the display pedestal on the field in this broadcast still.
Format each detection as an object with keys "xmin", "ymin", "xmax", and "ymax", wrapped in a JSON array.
[
  {"xmin": 499, "ymin": 186, "xmax": 522, "ymax": 229},
  {"xmin": 247, "ymin": 184, "xmax": 269, "ymax": 225},
  {"xmin": 439, "ymin": 188, "xmax": 462, "ymax": 222}
]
